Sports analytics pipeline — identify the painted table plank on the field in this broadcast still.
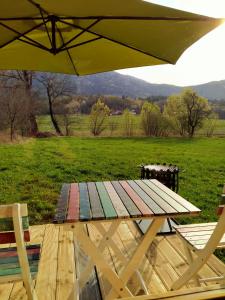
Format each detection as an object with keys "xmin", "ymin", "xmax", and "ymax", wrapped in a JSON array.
[
  {"xmin": 127, "ymin": 180, "xmax": 165, "ymax": 215},
  {"xmin": 104, "ymin": 182, "xmax": 129, "ymax": 218},
  {"xmin": 87, "ymin": 182, "xmax": 105, "ymax": 220},
  {"xmin": 143, "ymin": 180, "xmax": 189, "ymax": 213},
  {"xmin": 0, "ymin": 216, "xmax": 29, "ymax": 232},
  {"xmin": 111, "ymin": 181, "xmax": 142, "ymax": 217},
  {"xmin": 67, "ymin": 183, "xmax": 79, "ymax": 222},
  {"xmin": 79, "ymin": 183, "xmax": 92, "ymax": 221},
  {"xmin": 151, "ymin": 179, "xmax": 201, "ymax": 214},
  {"xmin": 54, "ymin": 183, "xmax": 70, "ymax": 223},
  {"xmin": 120, "ymin": 181, "xmax": 153, "ymax": 216},
  {"xmin": 135, "ymin": 180, "xmax": 177, "ymax": 214},
  {"xmin": 0, "ymin": 231, "xmax": 30, "ymax": 244},
  {"xmin": 96, "ymin": 182, "xmax": 117, "ymax": 219}
]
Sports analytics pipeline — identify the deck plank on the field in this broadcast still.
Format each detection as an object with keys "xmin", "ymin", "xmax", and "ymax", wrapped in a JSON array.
[
  {"xmin": 1, "ymin": 223, "xmax": 225, "ymax": 299},
  {"xmin": 56, "ymin": 227, "xmax": 75, "ymax": 300},
  {"xmin": 35, "ymin": 224, "xmax": 59, "ymax": 300}
]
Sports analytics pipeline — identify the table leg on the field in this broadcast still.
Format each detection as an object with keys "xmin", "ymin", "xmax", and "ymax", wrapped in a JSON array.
[
  {"xmin": 74, "ymin": 223, "xmax": 133, "ymax": 298},
  {"xmin": 73, "ymin": 217, "xmax": 164, "ymax": 299},
  {"xmin": 78, "ymin": 221, "xmax": 121, "ymax": 288},
  {"xmin": 106, "ymin": 218, "xmax": 164, "ymax": 300}
]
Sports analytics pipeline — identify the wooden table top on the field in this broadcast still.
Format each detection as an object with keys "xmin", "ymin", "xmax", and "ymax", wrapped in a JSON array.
[{"xmin": 54, "ymin": 179, "xmax": 200, "ymax": 223}]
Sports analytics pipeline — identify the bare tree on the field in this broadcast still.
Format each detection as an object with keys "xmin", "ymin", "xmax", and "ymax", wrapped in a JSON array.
[
  {"xmin": 37, "ymin": 73, "xmax": 74, "ymax": 135},
  {"xmin": 0, "ymin": 70, "xmax": 38, "ymax": 136},
  {"xmin": 0, "ymin": 83, "xmax": 27, "ymax": 141}
]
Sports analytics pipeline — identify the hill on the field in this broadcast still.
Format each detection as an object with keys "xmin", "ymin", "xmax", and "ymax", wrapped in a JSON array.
[
  {"xmin": 73, "ymin": 72, "xmax": 225, "ymax": 100},
  {"xmin": 4, "ymin": 71, "xmax": 225, "ymax": 100}
]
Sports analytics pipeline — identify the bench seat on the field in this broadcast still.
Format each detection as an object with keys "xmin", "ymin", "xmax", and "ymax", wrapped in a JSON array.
[{"xmin": 174, "ymin": 222, "xmax": 225, "ymax": 250}]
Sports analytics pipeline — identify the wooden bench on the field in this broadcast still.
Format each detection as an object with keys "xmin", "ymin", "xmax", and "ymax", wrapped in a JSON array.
[
  {"xmin": 171, "ymin": 188, "xmax": 225, "ymax": 290},
  {"xmin": 0, "ymin": 203, "xmax": 40, "ymax": 300}
]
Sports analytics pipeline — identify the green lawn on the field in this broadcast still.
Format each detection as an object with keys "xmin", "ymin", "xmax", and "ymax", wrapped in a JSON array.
[{"xmin": 0, "ymin": 137, "xmax": 224, "ymax": 225}]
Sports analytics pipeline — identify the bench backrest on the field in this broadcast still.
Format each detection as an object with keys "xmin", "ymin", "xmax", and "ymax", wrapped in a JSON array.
[{"xmin": 0, "ymin": 204, "xmax": 30, "ymax": 244}]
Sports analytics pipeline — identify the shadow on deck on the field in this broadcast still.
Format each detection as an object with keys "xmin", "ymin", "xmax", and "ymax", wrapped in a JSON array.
[{"xmin": 1, "ymin": 222, "xmax": 225, "ymax": 299}]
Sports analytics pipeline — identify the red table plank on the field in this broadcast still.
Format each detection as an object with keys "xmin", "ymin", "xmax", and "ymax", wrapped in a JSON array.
[{"xmin": 67, "ymin": 183, "xmax": 79, "ymax": 222}]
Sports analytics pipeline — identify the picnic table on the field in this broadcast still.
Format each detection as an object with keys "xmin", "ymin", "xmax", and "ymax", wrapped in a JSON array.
[{"xmin": 54, "ymin": 179, "xmax": 200, "ymax": 299}]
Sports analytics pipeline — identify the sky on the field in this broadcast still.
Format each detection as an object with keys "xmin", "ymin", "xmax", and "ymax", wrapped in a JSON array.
[{"xmin": 117, "ymin": 0, "xmax": 225, "ymax": 87}]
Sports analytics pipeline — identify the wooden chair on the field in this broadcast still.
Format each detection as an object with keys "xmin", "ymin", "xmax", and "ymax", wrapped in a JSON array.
[
  {"xmin": 171, "ymin": 186, "xmax": 225, "ymax": 290},
  {"xmin": 0, "ymin": 203, "xmax": 40, "ymax": 300}
]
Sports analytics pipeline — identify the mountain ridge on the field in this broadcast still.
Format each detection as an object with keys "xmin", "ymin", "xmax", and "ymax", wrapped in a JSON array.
[
  {"xmin": 31, "ymin": 71, "xmax": 225, "ymax": 100},
  {"xmin": 72, "ymin": 71, "xmax": 225, "ymax": 100}
]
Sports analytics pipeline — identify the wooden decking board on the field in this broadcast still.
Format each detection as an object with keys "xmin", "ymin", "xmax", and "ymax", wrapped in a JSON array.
[
  {"xmin": 35, "ymin": 224, "xmax": 59, "ymax": 299},
  {"xmin": 56, "ymin": 226, "xmax": 75, "ymax": 300},
  {"xmin": 166, "ymin": 235, "xmax": 223, "ymax": 285},
  {"xmin": 1, "ymin": 223, "xmax": 225, "ymax": 299}
]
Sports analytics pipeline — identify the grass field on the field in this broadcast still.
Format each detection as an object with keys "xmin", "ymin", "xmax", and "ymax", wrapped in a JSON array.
[
  {"xmin": 38, "ymin": 115, "xmax": 225, "ymax": 137},
  {"xmin": 0, "ymin": 136, "xmax": 225, "ymax": 226}
]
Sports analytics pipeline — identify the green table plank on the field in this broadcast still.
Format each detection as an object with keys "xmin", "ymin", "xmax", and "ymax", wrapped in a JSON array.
[
  {"xmin": 96, "ymin": 182, "xmax": 117, "ymax": 219},
  {"xmin": 79, "ymin": 183, "xmax": 92, "ymax": 221}
]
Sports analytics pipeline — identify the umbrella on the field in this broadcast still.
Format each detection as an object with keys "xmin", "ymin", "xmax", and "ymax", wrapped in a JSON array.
[{"xmin": 0, "ymin": 0, "xmax": 223, "ymax": 75}]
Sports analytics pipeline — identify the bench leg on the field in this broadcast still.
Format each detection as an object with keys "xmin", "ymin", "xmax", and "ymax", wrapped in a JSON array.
[{"xmin": 182, "ymin": 243, "xmax": 200, "ymax": 286}]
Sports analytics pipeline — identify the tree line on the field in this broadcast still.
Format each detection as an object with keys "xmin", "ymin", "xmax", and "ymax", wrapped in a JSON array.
[
  {"xmin": 0, "ymin": 70, "xmax": 222, "ymax": 140},
  {"xmin": 89, "ymin": 89, "xmax": 216, "ymax": 138}
]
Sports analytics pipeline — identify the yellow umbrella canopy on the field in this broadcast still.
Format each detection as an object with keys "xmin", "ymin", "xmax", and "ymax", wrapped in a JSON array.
[{"xmin": 0, "ymin": 0, "xmax": 223, "ymax": 75}]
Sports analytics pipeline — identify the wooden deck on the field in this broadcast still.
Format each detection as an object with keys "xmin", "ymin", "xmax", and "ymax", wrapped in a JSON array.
[{"xmin": 1, "ymin": 222, "xmax": 225, "ymax": 300}]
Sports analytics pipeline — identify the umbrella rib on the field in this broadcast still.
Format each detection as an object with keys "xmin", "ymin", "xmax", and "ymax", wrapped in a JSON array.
[
  {"xmin": 55, "ymin": 23, "xmax": 79, "ymax": 76},
  {"xmin": 58, "ymin": 37, "xmax": 102, "ymax": 52},
  {"xmin": 60, "ymin": 19, "xmax": 173, "ymax": 64},
  {"xmin": 57, "ymin": 18, "xmax": 101, "ymax": 51},
  {"xmin": 0, "ymin": 20, "xmax": 50, "ymax": 52}
]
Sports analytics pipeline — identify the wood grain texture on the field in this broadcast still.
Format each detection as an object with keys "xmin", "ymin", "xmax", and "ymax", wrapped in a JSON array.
[
  {"xmin": 111, "ymin": 181, "xmax": 142, "ymax": 218},
  {"xmin": 0, "ymin": 231, "xmax": 30, "ymax": 244},
  {"xmin": 127, "ymin": 180, "xmax": 165, "ymax": 215},
  {"xmin": 67, "ymin": 183, "xmax": 79, "ymax": 222},
  {"xmin": 135, "ymin": 180, "xmax": 177, "ymax": 214},
  {"xmin": 0, "ymin": 216, "xmax": 29, "ymax": 232},
  {"xmin": 54, "ymin": 183, "xmax": 70, "ymax": 223},
  {"xmin": 79, "ymin": 182, "xmax": 92, "ymax": 221},
  {"xmin": 143, "ymin": 180, "xmax": 188, "ymax": 213},
  {"xmin": 120, "ymin": 180, "xmax": 153, "ymax": 216},
  {"xmin": 104, "ymin": 181, "xmax": 129, "ymax": 218},
  {"xmin": 87, "ymin": 182, "xmax": 105, "ymax": 220},
  {"xmin": 151, "ymin": 179, "xmax": 201, "ymax": 214},
  {"xmin": 96, "ymin": 182, "xmax": 117, "ymax": 219}
]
